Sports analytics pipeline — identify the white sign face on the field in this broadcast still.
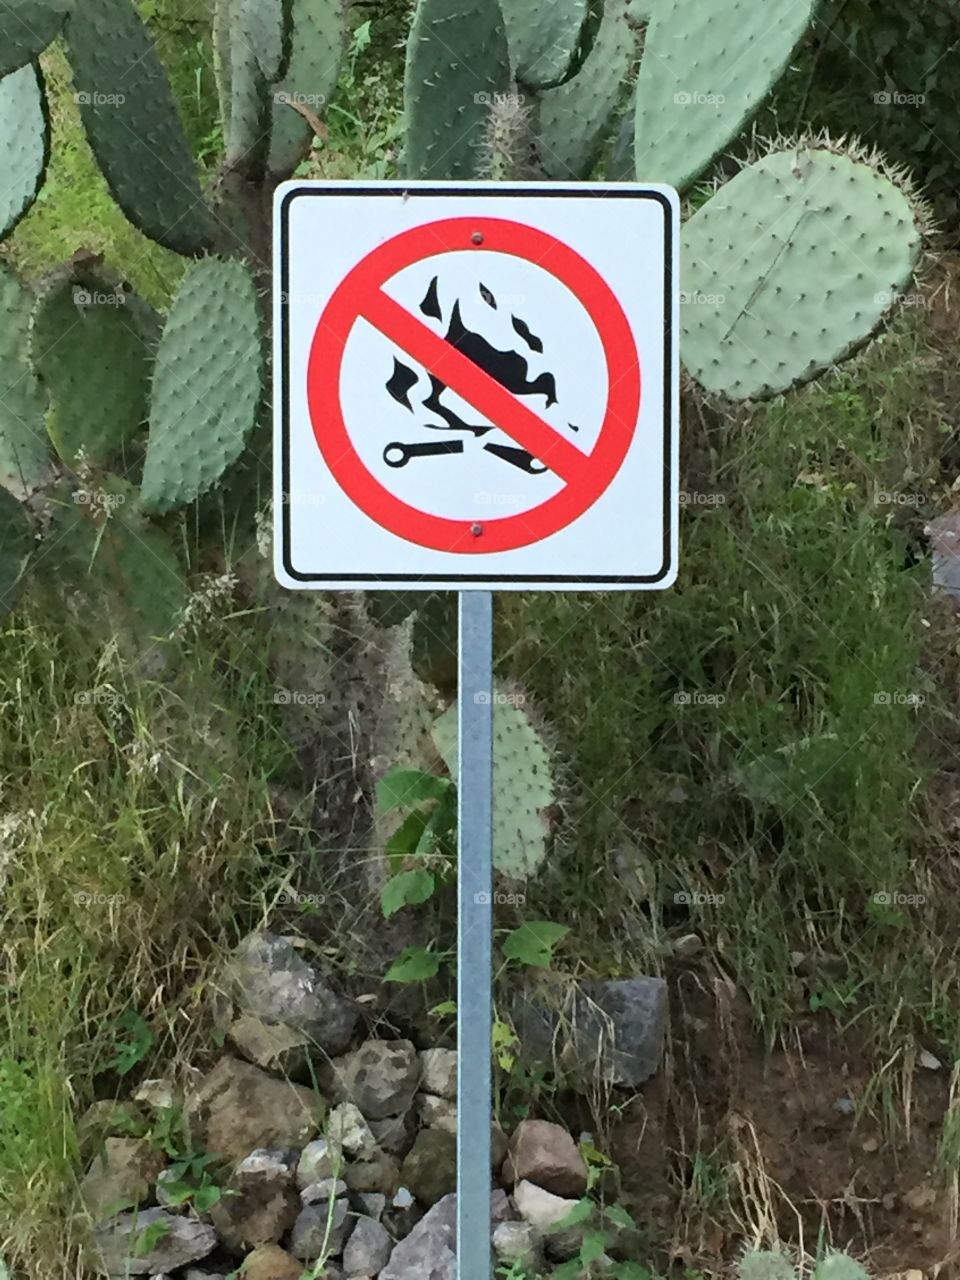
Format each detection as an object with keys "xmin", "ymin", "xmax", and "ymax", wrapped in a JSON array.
[{"xmin": 274, "ymin": 181, "xmax": 679, "ymax": 591}]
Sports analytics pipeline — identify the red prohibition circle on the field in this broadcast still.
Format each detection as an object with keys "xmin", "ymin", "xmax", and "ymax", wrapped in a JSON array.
[{"xmin": 306, "ymin": 217, "xmax": 641, "ymax": 554}]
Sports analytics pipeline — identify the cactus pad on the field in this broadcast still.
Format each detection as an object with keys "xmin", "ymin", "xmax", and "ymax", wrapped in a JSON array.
[
  {"xmin": 0, "ymin": 487, "xmax": 32, "ymax": 617},
  {"xmin": 141, "ymin": 258, "xmax": 263, "ymax": 514},
  {"xmin": 501, "ymin": 0, "xmax": 588, "ymax": 90},
  {"xmin": 0, "ymin": 0, "xmax": 69, "ymax": 77},
  {"xmin": 681, "ymin": 146, "xmax": 923, "ymax": 399},
  {"xmin": 432, "ymin": 689, "xmax": 555, "ymax": 879},
  {"xmin": 0, "ymin": 63, "xmax": 49, "ymax": 242},
  {"xmin": 63, "ymin": 0, "xmax": 214, "ymax": 256},
  {"xmin": 537, "ymin": 0, "xmax": 639, "ymax": 179},
  {"xmin": 404, "ymin": 0, "xmax": 512, "ymax": 179},
  {"xmin": 236, "ymin": 0, "xmax": 287, "ymax": 82},
  {"xmin": 0, "ymin": 263, "xmax": 49, "ymax": 499},
  {"xmin": 812, "ymin": 1255, "xmax": 870, "ymax": 1280},
  {"xmin": 31, "ymin": 266, "xmax": 155, "ymax": 466},
  {"xmin": 634, "ymin": 0, "xmax": 816, "ymax": 192},
  {"xmin": 269, "ymin": 0, "xmax": 349, "ymax": 177}
]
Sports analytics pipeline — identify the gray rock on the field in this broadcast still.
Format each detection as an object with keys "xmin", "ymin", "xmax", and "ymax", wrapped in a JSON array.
[
  {"xmin": 227, "ymin": 1014, "xmax": 312, "ymax": 1079},
  {"xmin": 235, "ymin": 1244, "xmax": 303, "ymax": 1280},
  {"xmin": 301, "ymin": 1178, "xmax": 349, "ymax": 1205},
  {"xmin": 342, "ymin": 1216, "xmax": 393, "ymax": 1276},
  {"xmin": 417, "ymin": 1093, "xmax": 456, "ymax": 1134},
  {"xmin": 132, "ymin": 1079, "xmax": 179, "ymax": 1111},
  {"xmin": 326, "ymin": 1040, "xmax": 421, "ymax": 1121},
  {"xmin": 89, "ymin": 1208, "xmax": 217, "ymax": 1275},
  {"xmin": 502, "ymin": 1120, "xmax": 588, "ymax": 1198},
  {"xmin": 513, "ymin": 1179, "xmax": 583, "ymax": 1261},
  {"xmin": 342, "ymin": 1149, "xmax": 400, "ymax": 1196},
  {"xmin": 492, "ymin": 1220, "xmax": 544, "ymax": 1271},
  {"xmin": 184, "ymin": 1057, "xmax": 322, "ymax": 1163},
  {"xmin": 81, "ymin": 1138, "xmax": 166, "ymax": 1218},
  {"xmin": 379, "ymin": 1191, "xmax": 510, "ymax": 1280},
  {"xmin": 208, "ymin": 1149, "xmax": 299, "ymax": 1250},
  {"xmin": 183, "ymin": 1273, "xmax": 227, "ymax": 1280},
  {"xmin": 327, "ymin": 1102, "xmax": 379, "ymax": 1159},
  {"xmin": 399, "ymin": 1129, "xmax": 457, "ymax": 1207},
  {"xmin": 297, "ymin": 1138, "xmax": 335, "ymax": 1189},
  {"xmin": 418, "ymin": 1049, "xmax": 457, "ymax": 1100},
  {"xmin": 222, "ymin": 931, "xmax": 358, "ymax": 1056},
  {"xmin": 514, "ymin": 977, "xmax": 668, "ymax": 1087},
  {"xmin": 353, "ymin": 1192, "xmax": 386, "ymax": 1220},
  {"xmin": 368, "ymin": 1109, "xmax": 418, "ymax": 1158},
  {"xmin": 289, "ymin": 1199, "xmax": 352, "ymax": 1262}
]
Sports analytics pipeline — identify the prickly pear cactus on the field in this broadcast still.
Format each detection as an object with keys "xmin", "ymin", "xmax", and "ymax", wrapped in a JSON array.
[
  {"xmin": 0, "ymin": 63, "xmax": 49, "ymax": 241},
  {"xmin": 634, "ymin": 0, "xmax": 817, "ymax": 192},
  {"xmin": 404, "ymin": 0, "xmax": 512, "ymax": 179},
  {"xmin": 63, "ymin": 0, "xmax": 213, "ymax": 255},
  {"xmin": 812, "ymin": 1254, "xmax": 870, "ymax": 1280},
  {"xmin": 269, "ymin": 0, "xmax": 350, "ymax": 177},
  {"xmin": 0, "ymin": 264, "xmax": 49, "ymax": 500},
  {"xmin": 432, "ymin": 689, "xmax": 556, "ymax": 879},
  {"xmin": 31, "ymin": 265, "xmax": 155, "ymax": 466},
  {"xmin": 681, "ymin": 145, "xmax": 924, "ymax": 398},
  {"xmin": 738, "ymin": 1250, "xmax": 797, "ymax": 1280},
  {"xmin": 501, "ymin": 0, "xmax": 588, "ymax": 90},
  {"xmin": 0, "ymin": 0, "xmax": 68, "ymax": 77},
  {"xmin": 141, "ymin": 259, "xmax": 263, "ymax": 514}
]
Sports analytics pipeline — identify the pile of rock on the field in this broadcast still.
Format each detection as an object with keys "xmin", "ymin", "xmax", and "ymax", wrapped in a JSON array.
[{"xmin": 79, "ymin": 931, "xmax": 666, "ymax": 1278}]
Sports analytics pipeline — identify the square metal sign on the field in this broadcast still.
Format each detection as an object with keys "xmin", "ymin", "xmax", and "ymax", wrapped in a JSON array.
[{"xmin": 274, "ymin": 181, "xmax": 679, "ymax": 591}]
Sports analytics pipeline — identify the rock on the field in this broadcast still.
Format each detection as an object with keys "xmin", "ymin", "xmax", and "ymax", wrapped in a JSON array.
[
  {"xmin": 673, "ymin": 933, "xmax": 702, "ymax": 958},
  {"xmin": 513, "ymin": 1179, "xmax": 583, "ymax": 1261},
  {"xmin": 89, "ymin": 1208, "xmax": 217, "ymax": 1275},
  {"xmin": 77, "ymin": 1101, "xmax": 148, "ymax": 1158},
  {"xmin": 904, "ymin": 1185, "xmax": 937, "ymax": 1213},
  {"xmin": 379, "ymin": 1191, "xmax": 510, "ymax": 1279},
  {"xmin": 238, "ymin": 1244, "xmax": 303, "ymax": 1280},
  {"xmin": 920, "ymin": 1050, "xmax": 942, "ymax": 1070},
  {"xmin": 353, "ymin": 1192, "xmax": 386, "ymax": 1220},
  {"xmin": 222, "ymin": 931, "xmax": 358, "ymax": 1056},
  {"xmin": 183, "ymin": 1273, "xmax": 227, "ymax": 1280},
  {"xmin": 927, "ymin": 511, "xmax": 960, "ymax": 603},
  {"xmin": 419, "ymin": 1049, "xmax": 457, "ymax": 1100},
  {"xmin": 368, "ymin": 1110, "xmax": 418, "ymax": 1158},
  {"xmin": 209, "ymin": 1149, "xmax": 299, "ymax": 1251},
  {"xmin": 513, "ymin": 977, "xmax": 668, "ymax": 1088},
  {"xmin": 297, "ymin": 1138, "xmax": 336, "ymax": 1189},
  {"xmin": 400, "ymin": 1130, "xmax": 457, "ymax": 1207},
  {"xmin": 493, "ymin": 1220, "xmax": 544, "ymax": 1272},
  {"xmin": 81, "ymin": 1138, "xmax": 166, "ymax": 1218},
  {"xmin": 503, "ymin": 1120, "xmax": 588, "ymax": 1198},
  {"xmin": 133, "ymin": 1079, "xmax": 179, "ymax": 1111},
  {"xmin": 327, "ymin": 1102, "xmax": 379, "ymax": 1159},
  {"xmin": 228, "ymin": 1014, "xmax": 312, "ymax": 1079},
  {"xmin": 301, "ymin": 1178, "xmax": 348, "ymax": 1204},
  {"xmin": 289, "ymin": 1200, "xmax": 352, "ymax": 1262},
  {"xmin": 418, "ymin": 1093, "xmax": 457, "ymax": 1134},
  {"xmin": 491, "ymin": 1124, "xmax": 508, "ymax": 1173},
  {"xmin": 382, "ymin": 1190, "xmax": 424, "ymax": 1242},
  {"xmin": 342, "ymin": 1216, "xmax": 393, "ymax": 1276},
  {"xmin": 184, "ymin": 1057, "xmax": 322, "ymax": 1163},
  {"xmin": 327, "ymin": 1040, "xmax": 421, "ymax": 1120},
  {"xmin": 343, "ymin": 1149, "xmax": 401, "ymax": 1196}
]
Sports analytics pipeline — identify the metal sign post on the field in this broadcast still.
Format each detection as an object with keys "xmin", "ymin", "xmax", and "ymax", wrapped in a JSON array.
[{"xmin": 456, "ymin": 590, "xmax": 494, "ymax": 1276}]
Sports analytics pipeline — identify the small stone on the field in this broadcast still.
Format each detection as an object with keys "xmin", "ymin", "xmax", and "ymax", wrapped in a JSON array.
[
  {"xmin": 208, "ymin": 1149, "xmax": 299, "ymax": 1250},
  {"xmin": 133, "ymin": 1079, "xmax": 179, "ymax": 1111},
  {"xmin": 513, "ymin": 1179, "xmax": 583, "ymax": 1261},
  {"xmin": 343, "ymin": 1149, "xmax": 400, "ymax": 1196},
  {"xmin": 185, "ymin": 1057, "xmax": 322, "ymax": 1163},
  {"xmin": 673, "ymin": 933, "xmax": 702, "ymax": 958},
  {"xmin": 400, "ymin": 1129, "xmax": 457, "ymax": 1206},
  {"xmin": 503, "ymin": 1120, "xmax": 588, "ymax": 1198},
  {"xmin": 904, "ymin": 1185, "xmax": 937, "ymax": 1213},
  {"xmin": 833, "ymin": 1097, "xmax": 855, "ymax": 1116},
  {"xmin": 919, "ymin": 1050, "xmax": 942, "ymax": 1070},
  {"xmin": 327, "ymin": 1040, "xmax": 421, "ymax": 1120},
  {"xmin": 379, "ymin": 1191, "xmax": 510, "ymax": 1280},
  {"xmin": 342, "ymin": 1216, "xmax": 393, "ymax": 1276},
  {"xmin": 81, "ymin": 1138, "xmax": 166, "ymax": 1219},
  {"xmin": 353, "ymin": 1191, "xmax": 386, "ymax": 1220},
  {"xmin": 418, "ymin": 1093, "xmax": 457, "ymax": 1134},
  {"xmin": 368, "ymin": 1109, "xmax": 418, "ymax": 1157},
  {"xmin": 328, "ymin": 1102, "xmax": 379, "ymax": 1159},
  {"xmin": 297, "ymin": 1138, "xmax": 336, "ymax": 1189},
  {"xmin": 861, "ymin": 1136, "xmax": 880, "ymax": 1153},
  {"xmin": 392, "ymin": 1187, "xmax": 415, "ymax": 1209},
  {"xmin": 493, "ymin": 1220, "xmax": 543, "ymax": 1271},
  {"xmin": 419, "ymin": 1049, "xmax": 457, "ymax": 1100},
  {"xmin": 238, "ymin": 1244, "xmax": 303, "ymax": 1280},
  {"xmin": 228, "ymin": 1014, "xmax": 312, "ymax": 1079},
  {"xmin": 301, "ymin": 1178, "xmax": 348, "ymax": 1204},
  {"xmin": 289, "ymin": 1200, "xmax": 352, "ymax": 1262},
  {"xmin": 89, "ymin": 1208, "xmax": 217, "ymax": 1275}
]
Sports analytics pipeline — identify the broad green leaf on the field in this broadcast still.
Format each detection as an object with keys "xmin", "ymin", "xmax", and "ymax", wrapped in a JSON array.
[
  {"xmin": 376, "ymin": 768, "xmax": 451, "ymax": 814},
  {"xmin": 502, "ymin": 920, "xmax": 570, "ymax": 968},
  {"xmin": 384, "ymin": 946, "xmax": 442, "ymax": 983},
  {"xmin": 381, "ymin": 868, "xmax": 435, "ymax": 918}
]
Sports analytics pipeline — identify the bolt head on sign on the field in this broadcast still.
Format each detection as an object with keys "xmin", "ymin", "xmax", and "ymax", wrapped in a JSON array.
[{"xmin": 274, "ymin": 182, "xmax": 679, "ymax": 591}]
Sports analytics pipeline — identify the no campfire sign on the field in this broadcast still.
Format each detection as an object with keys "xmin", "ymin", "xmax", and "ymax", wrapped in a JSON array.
[{"xmin": 274, "ymin": 182, "xmax": 679, "ymax": 591}]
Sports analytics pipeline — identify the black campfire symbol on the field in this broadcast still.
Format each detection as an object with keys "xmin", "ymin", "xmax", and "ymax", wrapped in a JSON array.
[{"xmin": 383, "ymin": 277, "xmax": 579, "ymax": 474}]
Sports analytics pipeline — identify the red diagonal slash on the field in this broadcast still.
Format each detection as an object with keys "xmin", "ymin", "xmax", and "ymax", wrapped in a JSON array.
[{"xmin": 360, "ymin": 289, "xmax": 588, "ymax": 484}]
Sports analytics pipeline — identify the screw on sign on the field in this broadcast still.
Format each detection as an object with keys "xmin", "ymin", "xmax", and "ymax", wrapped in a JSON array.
[{"xmin": 274, "ymin": 182, "xmax": 679, "ymax": 1280}]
